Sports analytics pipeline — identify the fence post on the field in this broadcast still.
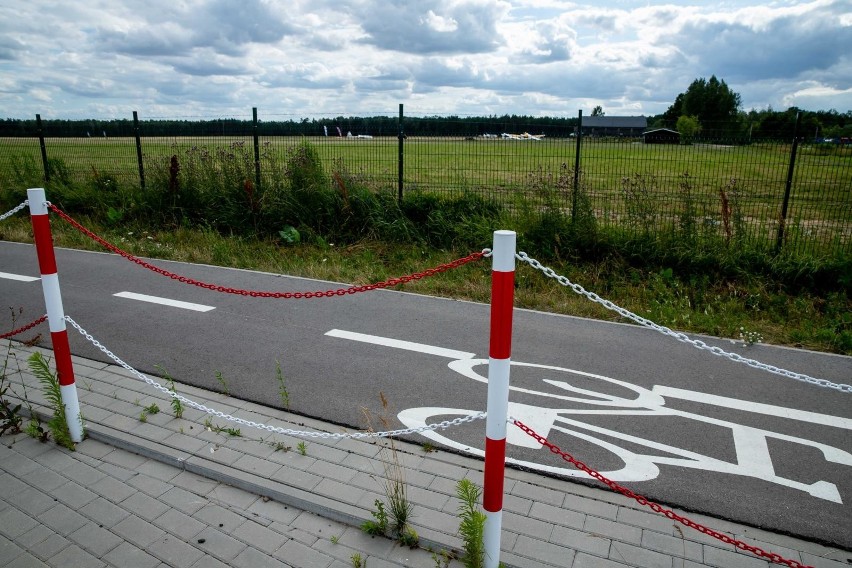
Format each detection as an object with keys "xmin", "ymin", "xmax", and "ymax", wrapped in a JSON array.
[
  {"xmin": 133, "ymin": 111, "xmax": 145, "ymax": 190},
  {"xmin": 398, "ymin": 103, "xmax": 404, "ymax": 205},
  {"xmin": 253, "ymin": 107, "xmax": 261, "ymax": 193},
  {"xmin": 36, "ymin": 114, "xmax": 50, "ymax": 183},
  {"xmin": 483, "ymin": 230, "xmax": 516, "ymax": 568},
  {"xmin": 572, "ymin": 110, "xmax": 583, "ymax": 222},
  {"xmin": 776, "ymin": 111, "xmax": 801, "ymax": 253},
  {"xmin": 27, "ymin": 188, "xmax": 83, "ymax": 443}
]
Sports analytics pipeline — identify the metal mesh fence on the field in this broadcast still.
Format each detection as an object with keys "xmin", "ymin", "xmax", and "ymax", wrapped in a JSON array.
[{"xmin": 1, "ymin": 112, "xmax": 849, "ymax": 257}]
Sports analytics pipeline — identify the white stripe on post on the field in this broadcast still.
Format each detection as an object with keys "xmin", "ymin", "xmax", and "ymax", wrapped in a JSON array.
[
  {"xmin": 28, "ymin": 188, "xmax": 83, "ymax": 443},
  {"xmin": 483, "ymin": 230, "xmax": 516, "ymax": 568}
]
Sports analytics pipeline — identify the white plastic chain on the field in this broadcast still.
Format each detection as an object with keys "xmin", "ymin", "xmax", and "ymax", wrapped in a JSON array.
[
  {"xmin": 64, "ymin": 316, "xmax": 485, "ymax": 439},
  {"xmin": 516, "ymin": 251, "xmax": 852, "ymax": 394},
  {"xmin": 0, "ymin": 200, "xmax": 28, "ymax": 222}
]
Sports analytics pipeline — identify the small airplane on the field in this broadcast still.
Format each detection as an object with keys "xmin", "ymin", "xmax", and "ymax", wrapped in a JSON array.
[{"xmin": 500, "ymin": 132, "xmax": 545, "ymax": 141}]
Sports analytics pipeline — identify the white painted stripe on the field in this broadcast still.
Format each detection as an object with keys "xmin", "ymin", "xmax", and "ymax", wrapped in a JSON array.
[
  {"xmin": 0, "ymin": 271, "xmax": 40, "ymax": 282},
  {"xmin": 653, "ymin": 385, "xmax": 852, "ymax": 429},
  {"xmin": 26, "ymin": 188, "xmax": 48, "ymax": 215},
  {"xmin": 491, "ymin": 230, "xmax": 516, "ymax": 272},
  {"xmin": 41, "ymin": 273, "xmax": 67, "ymax": 332},
  {"xmin": 486, "ymin": 357, "xmax": 511, "ymax": 440},
  {"xmin": 483, "ymin": 510, "xmax": 503, "ymax": 568},
  {"xmin": 325, "ymin": 329, "xmax": 475, "ymax": 359},
  {"xmin": 114, "ymin": 292, "xmax": 216, "ymax": 312},
  {"xmin": 60, "ymin": 383, "xmax": 83, "ymax": 443}
]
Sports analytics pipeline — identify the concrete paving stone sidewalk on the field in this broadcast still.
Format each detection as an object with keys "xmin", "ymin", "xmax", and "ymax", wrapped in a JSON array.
[{"xmin": 1, "ymin": 341, "xmax": 850, "ymax": 568}]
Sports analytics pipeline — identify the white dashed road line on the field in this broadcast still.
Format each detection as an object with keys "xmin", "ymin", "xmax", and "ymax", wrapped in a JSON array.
[
  {"xmin": 0, "ymin": 271, "xmax": 40, "ymax": 282},
  {"xmin": 113, "ymin": 291, "xmax": 216, "ymax": 312}
]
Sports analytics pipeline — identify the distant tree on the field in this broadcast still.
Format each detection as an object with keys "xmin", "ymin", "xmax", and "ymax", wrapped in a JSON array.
[
  {"xmin": 676, "ymin": 115, "xmax": 702, "ymax": 139},
  {"xmin": 591, "ymin": 105, "xmax": 605, "ymax": 117},
  {"xmin": 664, "ymin": 75, "xmax": 742, "ymax": 138}
]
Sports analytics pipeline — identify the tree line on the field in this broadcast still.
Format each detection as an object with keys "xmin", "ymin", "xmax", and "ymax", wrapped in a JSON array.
[{"xmin": 1, "ymin": 74, "xmax": 849, "ymax": 141}]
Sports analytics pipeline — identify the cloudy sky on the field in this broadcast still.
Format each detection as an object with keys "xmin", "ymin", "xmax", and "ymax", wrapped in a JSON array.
[{"xmin": 1, "ymin": 0, "xmax": 850, "ymax": 120}]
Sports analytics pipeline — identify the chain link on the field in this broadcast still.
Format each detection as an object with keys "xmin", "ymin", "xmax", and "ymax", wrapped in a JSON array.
[
  {"xmin": 0, "ymin": 200, "xmax": 29, "ymax": 222},
  {"xmin": 512, "ymin": 419, "xmax": 812, "ymax": 568},
  {"xmin": 49, "ymin": 204, "xmax": 486, "ymax": 298},
  {"xmin": 516, "ymin": 251, "xmax": 851, "ymax": 393},
  {"xmin": 0, "ymin": 315, "xmax": 47, "ymax": 340},
  {"xmin": 64, "ymin": 316, "xmax": 485, "ymax": 439}
]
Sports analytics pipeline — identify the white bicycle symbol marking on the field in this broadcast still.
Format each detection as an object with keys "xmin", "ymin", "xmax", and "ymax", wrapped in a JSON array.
[{"xmin": 326, "ymin": 329, "xmax": 852, "ymax": 503}]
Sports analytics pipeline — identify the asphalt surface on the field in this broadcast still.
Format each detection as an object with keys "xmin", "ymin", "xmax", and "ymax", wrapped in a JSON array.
[{"xmin": 1, "ymin": 240, "xmax": 851, "ymax": 549}]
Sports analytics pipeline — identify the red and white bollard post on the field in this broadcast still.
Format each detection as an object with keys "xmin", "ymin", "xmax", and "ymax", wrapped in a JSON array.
[
  {"xmin": 27, "ymin": 188, "xmax": 83, "ymax": 443},
  {"xmin": 483, "ymin": 230, "xmax": 516, "ymax": 568}
]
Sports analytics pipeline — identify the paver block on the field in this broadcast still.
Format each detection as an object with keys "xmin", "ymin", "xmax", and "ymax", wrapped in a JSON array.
[
  {"xmin": 113, "ymin": 514, "xmax": 168, "ymax": 548},
  {"xmin": 79, "ymin": 496, "xmax": 131, "ymax": 527},
  {"xmin": 28, "ymin": 532, "xmax": 70, "ymax": 561},
  {"xmin": 617, "ymin": 507, "xmax": 677, "ymax": 534},
  {"xmin": 585, "ymin": 515, "xmax": 643, "ymax": 545},
  {"xmin": 248, "ymin": 498, "xmax": 301, "ymax": 524},
  {"xmin": 641, "ymin": 529, "xmax": 703, "ymax": 561},
  {"xmin": 513, "ymin": 534, "xmax": 576, "ymax": 567},
  {"xmin": 574, "ymin": 551, "xmax": 631, "ymax": 567},
  {"xmin": 565, "ymin": 496, "xmax": 619, "ymax": 520},
  {"xmin": 703, "ymin": 545, "xmax": 770, "ymax": 568},
  {"xmin": 159, "ymin": 486, "xmax": 209, "ymax": 515},
  {"xmin": 61, "ymin": 462, "xmax": 106, "ymax": 487},
  {"xmin": 233, "ymin": 546, "xmax": 291, "ymax": 568},
  {"xmin": 232, "ymin": 453, "xmax": 284, "ymax": 477},
  {"xmin": 274, "ymin": 538, "xmax": 334, "ymax": 568},
  {"xmin": 0, "ymin": 507, "xmax": 38, "ymax": 540},
  {"xmin": 0, "ymin": 536, "xmax": 24, "ymax": 565},
  {"xmin": 36, "ymin": 503, "xmax": 88, "ymax": 536},
  {"xmin": 153, "ymin": 508, "xmax": 206, "ymax": 541},
  {"xmin": 47, "ymin": 543, "xmax": 106, "ymax": 568},
  {"xmin": 121, "ymin": 491, "xmax": 171, "ymax": 521},
  {"xmin": 511, "ymin": 482, "xmax": 569, "ymax": 508},
  {"xmin": 232, "ymin": 520, "xmax": 288, "ymax": 554},
  {"xmin": 52, "ymin": 480, "xmax": 99, "ymax": 509},
  {"xmin": 193, "ymin": 527, "xmax": 248, "ymax": 561},
  {"xmin": 7, "ymin": 552, "xmax": 50, "ymax": 568},
  {"xmin": 529, "ymin": 501, "xmax": 586, "ymax": 530},
  {"xmin": 551, "ymin": 524, "xmax": 612, "ymax": 557},
  {"xmin": 207, "ymin": 483, "xmax": 259, "ymax": 510},
  {"xmin": 193, "ymin": 503, "xmax": 248, "ymax": 533},
  {"xmin": 102, "ymin": 541, "xmax": 160, "ymax": 568},
  {"xmin": 609, "ymin": 541, "xmax": 674, "ymax": 568},
  {"xmin": 5, "ymin": 486, "xmax": 58, "ymax": 517},
  {"xmin": 147, "ymin": 535, "xmax": 206, "ymax": 568},
  {"xmin": 68, "ymin": 522, "xmax": 123, "ymax": 557},
  {"xmin": 128, "ymin": 472, "xmax": 173, "ymax": 497},
  {"xmin": 171, "ymin": 470, "xmax": 221, "ymax": 496}
]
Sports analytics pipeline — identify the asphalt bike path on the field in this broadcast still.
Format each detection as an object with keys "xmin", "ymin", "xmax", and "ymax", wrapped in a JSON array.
[{"xmin": 1, "ymin": 240, "xmax": 850, "ymax": 550}]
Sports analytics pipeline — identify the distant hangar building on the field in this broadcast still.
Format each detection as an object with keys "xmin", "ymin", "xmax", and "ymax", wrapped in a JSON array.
[{"xmin": 579, "ymin": 116, "xmax": 648, "ymax": 137}]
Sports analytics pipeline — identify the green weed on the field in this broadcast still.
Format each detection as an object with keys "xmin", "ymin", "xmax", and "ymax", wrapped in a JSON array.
[
  {"xmin": 214, "ymin": 371, "xmax": 230, "ymax": 396},
  {"xmin": 456, "ymin": 479, "xmax": 487, "ymax": 568},
  {"xmin": 275, "ymin": 360, "xmax": 290, "ymax": 410},
  {"xmin": 28, "ymin": 352, "xmax": 78, "ymax": 450}
]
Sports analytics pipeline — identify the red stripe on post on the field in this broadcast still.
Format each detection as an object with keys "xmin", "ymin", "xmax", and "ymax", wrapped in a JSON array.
[
  {"xmin": 489, "ymin": 271, "xmax": 514, "ymax": 359},
  {"xmin": 51, "ymin": 331, "xmax": 76, "ymax": 386},
  {"xmin": 31, "ymin": 214, "xmax": 58, "ymax": 275},
  {"xmin": 483, "ymin": 436, "xmax": 507, "ymax": 512}
]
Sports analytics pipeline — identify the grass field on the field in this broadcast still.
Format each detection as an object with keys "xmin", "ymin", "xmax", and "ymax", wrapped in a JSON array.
[{"xmin": 2, "ymin": 135, "xmax": 850, "ymax": 255}]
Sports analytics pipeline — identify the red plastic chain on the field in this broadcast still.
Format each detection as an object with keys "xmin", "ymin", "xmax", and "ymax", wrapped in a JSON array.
[
  {"xmin": 0, "ymin": 315, "xmax": 48, "ymax": 340},
  {"xmin": 49, "ymin": 204, "xmax": 485, "ymax": 297},
  {"xmin": 512, "ymin": 419, "xmax": 813, "ymax": 568}
]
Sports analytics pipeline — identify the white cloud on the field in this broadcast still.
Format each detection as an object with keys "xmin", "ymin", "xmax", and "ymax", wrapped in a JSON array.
[{"xmin": 0, "ymin": 0, "xmax": 848, "ymax": 119}]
